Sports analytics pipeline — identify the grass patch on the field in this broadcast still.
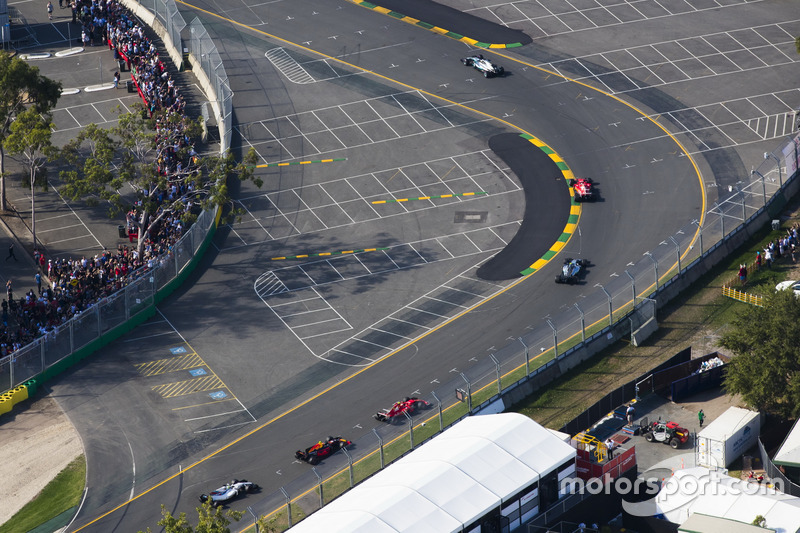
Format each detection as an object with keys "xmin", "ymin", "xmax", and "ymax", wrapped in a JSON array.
[{"xmin": 0, "ymin": 455, "xmax": 85, "ymax": 533}]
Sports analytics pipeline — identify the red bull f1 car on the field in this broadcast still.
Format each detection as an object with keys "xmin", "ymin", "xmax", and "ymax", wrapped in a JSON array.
[
  {"xmin": 199, "ymin": 479, "xmax": 259, "ymax": 507},
  {"xmin": 569, "ymin": 178, "xmax": 594, "ymax": 202},
  {"xmin": 295, "ymin": 436, "xmax": 352, "ymax": 465},
  {"xmin": 374, "ymin": 397, "xmax": 431, "ymax": 423},
  {"xmin": 461, "ymin": 54, "xmax": 505, "ymax": 78}
]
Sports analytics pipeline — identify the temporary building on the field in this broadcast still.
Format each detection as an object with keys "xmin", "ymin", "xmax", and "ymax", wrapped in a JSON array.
[
  {"xmin": 646, "ymin": 467, "xmax": 800, "ymax": 533},
  {"xmin": 289, "ymin": 412, "xmax": 577, "ymax": 532}
]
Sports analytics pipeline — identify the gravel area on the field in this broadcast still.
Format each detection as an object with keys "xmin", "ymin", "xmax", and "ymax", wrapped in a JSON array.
[{"xmin": 0, "ymin": 395, "xmax": 83, "ymax": 526}]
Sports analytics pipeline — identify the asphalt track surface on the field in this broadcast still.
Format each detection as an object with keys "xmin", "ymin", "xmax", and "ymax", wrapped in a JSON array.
[{"xmin": 52, "ymin": 0, "xmax": 800, "ymax": 531}]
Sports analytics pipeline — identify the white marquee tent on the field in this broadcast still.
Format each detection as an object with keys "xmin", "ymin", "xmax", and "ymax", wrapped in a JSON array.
[
  {"xmin": 651, "ymin": 467, "xmax": 800, "ymax": 533},
  {"xmin": 289, "ymin": 412, "xmax": 577, "ymax": 532}
]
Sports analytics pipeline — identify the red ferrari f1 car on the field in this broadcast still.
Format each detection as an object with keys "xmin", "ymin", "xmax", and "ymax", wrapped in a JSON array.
[
  {"xmin": 374, "ymin": 397, "xmax": 431, "ymax": 423},
  {"xmin": 295, "ymin": 436, "xmax": 352, "ymax": 465},
  {"xmin": 569, "ymin": 178, "xmax": 594, "ymax": 202}
]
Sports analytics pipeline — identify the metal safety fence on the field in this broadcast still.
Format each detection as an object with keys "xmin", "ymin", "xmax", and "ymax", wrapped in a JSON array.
[
  {"xmin": 759, "ymin": 437, "xmax": 800, "ymax": 498},
  {"xmin": 246, "ymin": 134, "xmax": 800, "ymax": 528},
  {"xmin": 138, "ymin": 0, "xmax": 185, "ymax": 57},
  {"xmin": 0, "ymin": 208, "xmax": 216, "ymax": 392},
  {"xmin": 188, "ymin": 17, "xmax": 233, "ymax": 153}
]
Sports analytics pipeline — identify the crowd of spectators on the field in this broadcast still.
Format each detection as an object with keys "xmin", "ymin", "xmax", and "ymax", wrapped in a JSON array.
[{"xmin": 1, "ymin": 0, "xmax": 203, "ymax": 358}]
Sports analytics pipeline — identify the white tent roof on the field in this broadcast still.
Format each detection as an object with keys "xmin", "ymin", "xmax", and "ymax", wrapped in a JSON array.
[
  {"xmin": 774, "ymin": 418, "xmax": 800, "ymax": 467},
  {"xmin": 289, "ymin": 413, "xmax": 576, "ymax": 532},
  {"xmin": 653, "ymin": 467, "xmax": 800, "ymax": 533}
]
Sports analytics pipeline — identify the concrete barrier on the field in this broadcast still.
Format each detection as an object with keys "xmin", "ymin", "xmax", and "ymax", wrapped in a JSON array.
[{"xmin": 632, "ymin": 317, "xmax": 658, "ymax": 347}]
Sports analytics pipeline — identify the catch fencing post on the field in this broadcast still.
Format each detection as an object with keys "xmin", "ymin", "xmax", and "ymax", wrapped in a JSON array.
[
  {"xmin": 625, "ymin": 270, "xmax": 635, "ymax": 305},
  {"xmin": 669, "ymin": 236, "xmax": 682, "ymax": 275},
  {"xmin": 342, "ymin": 446, "xmax": 354, "ymax": 487},
  {"xmin": 752, "ymin": 169, "xmax": 767, "ymax": 207},
  {"xmin": 373, "ymin": 428, "xmax": 384, "ymax": 469},
  {"xmin": 574, "ymin": 303, "xmax": 585, "ymax": 343},
  {"xmin": 312, "ymin": 467, "xmax": 323, "ymax": 507},
  {"xmin": 460, "ymin": 372, "xmax": 472, "ymax": 412},
  {"xmin": 404, "ymin": 411, "xmax": 414, "ymax": 449},
  {"xmin": 280, "ymin": 487, "xmax": 292, "ymax": 528},
  {"xmin": 692, "ymin": 219, "xmax": 703, "ymax": 256},
  {"xmin": 644, "ymin": 251, "xmax": 658, "ymax": 290},
  {"xmin": 595, "ymin": 284, "xmax": 612, "ymax": 326},
  {"xmin": 489, "ymin": 353, "xmax": 501, "ymax": 394},
  {"xmin": 431, "ymin": 391, "xmax": 443, "ymax": 432},
  {"xmin": 518, "ymin": 337, "xmax": 530, "ymax": 375}
]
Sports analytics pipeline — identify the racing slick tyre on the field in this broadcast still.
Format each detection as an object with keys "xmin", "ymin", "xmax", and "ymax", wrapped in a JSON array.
[
  {"xmin": 483, "ymin": 71, "xmax": 490, "ymax": 78},
  {"xmin": 309, "ymin": 455, "xmax": 320, "ymax": 465},
  {"xmin": 497, "ymin": 67, "xmax": 504, "ymax": 76},
  {"xmin": 555, "ymin": 276, "xmax": 564, "ymax": 284},
  {"xmin": 669, "ymin": 438, "xmax": 680, "ymax": 449},
  {"xmin": 461, "ymin": 58, "xmax": 471, "ymax": 66},
  {"xmin": 567, "ymin": 277, "xmax": 576, "ymax": 285},
  {"xmin": 644, "ymin": 432, "xmax": 655, "ymax": 442}
]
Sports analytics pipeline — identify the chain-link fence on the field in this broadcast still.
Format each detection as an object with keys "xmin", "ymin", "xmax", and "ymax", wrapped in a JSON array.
[
  {"xmin": 137, "ymin": 0, "xmax": 185, "ymax": 56},
  {"xmin": 248, "ymin": 134, "xmax": 800, "ymax": 528},
  {"xmin": 188, "ymin": 17, "xmax": 232, "ymax": 153},
  {"xmin": 0, "ymin": 208, "xmax": 216, "ymax": 392}
]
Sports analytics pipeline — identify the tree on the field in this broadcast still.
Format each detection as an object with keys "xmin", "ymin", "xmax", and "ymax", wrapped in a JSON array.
[
  {"xmin": 59, "ymin": 108, "xmax": 261, "ymax": 256},
  {"xmin": 0, "ymin": 51, "xmax": 61, "ymax": 211},
  {"xmin": 138, "ymin": 501, "xmax": 281, "ymax": 533},
  {"xmin": 5, "ymin": 108, "xmax": 57, "ymax": 251},
  {"xmin": 720, "ymin": 289, "xmax": 800, "ymax": 418}
]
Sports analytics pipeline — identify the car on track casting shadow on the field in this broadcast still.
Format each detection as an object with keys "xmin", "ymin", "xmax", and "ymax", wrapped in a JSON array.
[
  {"xmin": 461, "ymin": 54, "xmax": 505, "ymax": 78},
  {"xmin": 295, "ymin": 436, "xmax": 352, "ymax": 465},
  {"xmin": 374, "ymin": 397, "xmax": 431, "ymax": 423},
  {"xmin": 569, "ymin": 178, "xmax": 594, "ymax": 202},
  {"xmin": 555, "ymin": 258, "xmax": 590, "ymax": 284},
  {"xmin": 199, "ymin": 479, "xmax": 259, "ymax": 507}
]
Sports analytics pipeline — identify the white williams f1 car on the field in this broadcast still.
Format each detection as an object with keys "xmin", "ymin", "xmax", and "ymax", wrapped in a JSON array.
[
  {"xmin": 199, "ymin": 479, "xmax": 259, "ymax": 507},
  {"xmin": 461, "ymin": 54, "xmax": 505, "ymax": 78}
]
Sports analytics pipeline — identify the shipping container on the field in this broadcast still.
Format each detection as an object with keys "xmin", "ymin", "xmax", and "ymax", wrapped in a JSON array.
[{"xmin": 697, "ymin": 407, "xmax": 760, "ymax": 468}]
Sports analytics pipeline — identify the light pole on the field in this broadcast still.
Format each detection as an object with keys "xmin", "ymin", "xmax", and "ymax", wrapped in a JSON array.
[
  {"xmin": 764, "ymin": 151, "xmax": 782, "ymax": 188},
  {"xmin": 518, "ymin": 337, "xmax": 530, "ymax": 375},
  {"xmin": 595, "ymin": 284, "xmax": 612, "ymax": 325}
]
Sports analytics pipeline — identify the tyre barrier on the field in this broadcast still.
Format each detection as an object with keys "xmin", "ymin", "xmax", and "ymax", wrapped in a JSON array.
[{"xmin": 0, "ymin": 380, "xmax": 36, "ymax": 417}]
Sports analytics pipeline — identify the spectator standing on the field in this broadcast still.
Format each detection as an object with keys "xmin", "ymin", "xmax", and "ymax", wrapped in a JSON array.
[
  {"xmin": 605, "ymin": 438, "xmax": 614, "ymax": 459},
  {"xmin": 47, "ymin": 1, "xmax": 53, "ymax": 20},
  {"xmin": 626, "ymin": 404, "xmax": 635, "ymax": 425},
  {"xmin": 35, "ymin": 272, "xmax": 42, "ymax": 294},
  {"xmin": 6, "ymin": 280, "xmax": 12, "ymax": 302},
  {"xmin": 71, "ymin": 0, "xmax": 77, "ymax": 24},
  {"xmin": 5, "ymin": 243, "xmax": 17, "ymax": 261},
  {"xmin": 698, "ymin": 409, "xmax": 705, "ymax": 427},
  {"xmin": 113, "ymin": 71, "xmax": 120, "ymax": 89}
]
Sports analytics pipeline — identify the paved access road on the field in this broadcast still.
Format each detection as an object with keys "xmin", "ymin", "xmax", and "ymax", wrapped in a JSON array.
[{"xmin": 53, "ymin": 0, "xmax": 799, "ymax": 531}]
